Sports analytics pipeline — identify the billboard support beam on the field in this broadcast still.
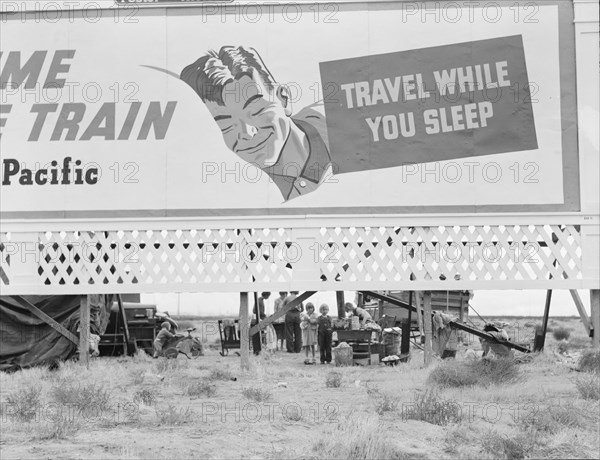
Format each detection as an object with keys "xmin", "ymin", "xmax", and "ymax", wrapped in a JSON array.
[
  {"xmin": 422, "ymin": 291, "xmax": 433, "ymax": 366},
  {"xmin": 239, "ymin": 292, "xmax": 250, "ymax": 371},
  {"xmin": 570, "ymin": 290, "xmax": 592, "ymax": 336},
  {"xmin": 537, "ymin": 290, "xmax": 553, "ymax": 351},
  {"xmin": 336, "ymin": 291, "xmax": 345, "ymax": 319},
  {"xmin": 591, "ymin": 290, "xmax": 599, "ymax": 349},
  {"xmin": 116, "ymin": 294, "xmax": 130, "ymax": 346},
  {"xmin": 79, "ymin": 295, "xmax": 90, "ymax": 367}
]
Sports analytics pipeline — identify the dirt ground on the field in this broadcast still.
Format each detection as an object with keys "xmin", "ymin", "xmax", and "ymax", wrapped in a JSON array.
[{"xmin": 0, "ymin": 317, "xmax": 598, "ymax": 460}]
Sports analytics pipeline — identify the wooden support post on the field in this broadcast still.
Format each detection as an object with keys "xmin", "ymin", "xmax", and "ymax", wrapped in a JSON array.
[
  {"xmin": 116, "ymin": 294, "xmax": 130, "ymax": 345},
  {"xmin": 570, "ymin": 290, "xmax": 592, "ymax": 336},
  {"xmin": 415, "ymin": 291, "xmax": 424, "ymax": 341},
  {"xmin": 336, "ymin": 291, "xmax": 345, "ymax": 319},
  {"xmin": 400, "ymin": 319, "xmax": 411, "ymax": 356},
  {"xmin": 422, "ymin": 291, "xmax": 433, "ymax": 366},
  {"xmin": 538, "ymin": 290, "xmax": 553, "ymax": 351},
  {"xmin": 407, "ymin": 291, "xmax": 413, "ymax": 327},
  {"xmin": 239, "ymin": 292, "xmax": 250, "ymax": 371},
  {"xmin": 79, "ymin": 295, "xmax": 90, "ymax": 367},
  {"xmin": 591, "ymin": 290, "xmax": 599, "ymax": 349}
]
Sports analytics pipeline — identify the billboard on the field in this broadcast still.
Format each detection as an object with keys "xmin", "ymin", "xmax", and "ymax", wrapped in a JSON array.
[{"xmin": 0, "ymin": 1, "xmax": 579, "ymax": 219}]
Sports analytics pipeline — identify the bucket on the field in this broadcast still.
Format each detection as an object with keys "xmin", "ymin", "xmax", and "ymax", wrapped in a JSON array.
[
  {"xmin": 333, "ymin": 343, "xmax": 354, "ymax": 366},
  {"xmin": 350, "ymin": 317, "xmax": 360, "ymax": 330}
]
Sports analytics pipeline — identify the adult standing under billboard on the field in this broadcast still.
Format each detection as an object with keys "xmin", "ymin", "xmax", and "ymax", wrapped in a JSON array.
[
  {"xmin": 251, "ymin": 291, "xmax": 270, "ymax": 355},
  {"xmin": 284, "ymin": 291, "xmax": 304, "ymax": 353}
]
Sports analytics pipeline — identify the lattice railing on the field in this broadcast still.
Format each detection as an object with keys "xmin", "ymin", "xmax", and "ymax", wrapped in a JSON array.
[{"xmin": 0, "ymin": 223, "xmax": 589, "ymax": 293}]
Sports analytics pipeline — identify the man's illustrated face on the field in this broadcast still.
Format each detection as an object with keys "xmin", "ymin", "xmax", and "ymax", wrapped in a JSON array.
[{"xmin": 205, "ymin": 72, "xmax": 291, "ymax": 169}]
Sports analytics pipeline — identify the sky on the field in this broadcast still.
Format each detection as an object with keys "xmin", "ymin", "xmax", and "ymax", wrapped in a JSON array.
[{"xmin": 141, "ymin": 289, "xmax": 592, "ymax": 318}]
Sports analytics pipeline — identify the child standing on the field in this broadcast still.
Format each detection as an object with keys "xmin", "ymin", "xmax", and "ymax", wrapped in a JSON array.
[
  {"xmin": 300, "ymin": 303, "xmax": 318, "ymax": 364},
  {"xmin": 317, "ymin": 304, "xmax": 333, "ymax": 364}
]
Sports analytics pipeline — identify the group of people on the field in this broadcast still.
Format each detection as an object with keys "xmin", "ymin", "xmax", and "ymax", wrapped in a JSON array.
[{"xmin": 254, "ymin": 292, "xmax": 374, "ymax": 365}]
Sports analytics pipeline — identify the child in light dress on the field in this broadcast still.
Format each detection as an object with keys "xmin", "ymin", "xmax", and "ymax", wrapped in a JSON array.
[{"xmin": 300, "ymin": 303, "xmax": 319, "ymax": 364}]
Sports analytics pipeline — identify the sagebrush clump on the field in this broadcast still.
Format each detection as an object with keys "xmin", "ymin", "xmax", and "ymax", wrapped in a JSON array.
[
  {"xmin": 155, "ymin": 404, "xmax": 195, "ymax": 425},
  {"xmin": 575, "ymin": 374, "xmax": 600, "ymax": 400},
  {"xmin": 5, "ymin": 384, "xmax": 42, "ymax": 422},
  {"xmin": 241, "ymin": 386, "xmax": 272, "ymax": 402},
  {"xmin": 325, "ymin": 372, "xmax": 343, "ymax": 388},
  {"xmin": 208, "ymin": 367, "xmax": 234, "ymax": 381},
  {"xmin": 552, "ymin": 327, "xmax": 571, "ymax": 341},
  {"xmin": 403, "ymin": 389, "xmax": 462, "ymax": 426},
  {"xmin": 428, "ymin": 357, "xmax": 521, "ymax": 388},
  {"xmin": 186, "ymin": 380, "xmax": 216, "ymax": 398},
  {"xmin": 480, "ymin": 429, "xmax": 536, "ymax": 460},
  {"xmin": 50, "ymin": 381, "xmax": 111, "ymax": 415},
  {"xmin": 577, "ymin": 349, "xmax": 600, "ymax": 374}
]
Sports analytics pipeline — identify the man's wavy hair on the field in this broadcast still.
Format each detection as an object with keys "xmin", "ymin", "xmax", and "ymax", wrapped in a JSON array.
[{"xmin": 180, "ymin": 46, "xmax": 276, "ymax": 106}]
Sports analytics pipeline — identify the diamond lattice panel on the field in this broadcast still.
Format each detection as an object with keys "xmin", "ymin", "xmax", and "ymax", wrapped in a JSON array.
[{"xmin": 0, "ymin": 224, "xmax": 584, "ymax": 291}]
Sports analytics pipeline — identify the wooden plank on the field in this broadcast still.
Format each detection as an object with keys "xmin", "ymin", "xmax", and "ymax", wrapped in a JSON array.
[
  {"xmin": 423, "ymin": 291, "xmax": 433, "ymax": 366},
  {"xmin": 416, "ymin": 292, "xmax": 424, "ymax": 339},
  {"xmin": 249, "ymin": 291, "xmax": 316, "ymax": 336},
  {"xmin": 116, "ymin": 294, "xmax": 130, "ymax": 345},
  {"xmin": 537, "ymin": 290, "xmax": 553, "ymax": 351},
  {"xmin": 591, "ymin": 290, "xmax": 599, "ymax": 349},
  {"xmin": 240, "ymin": 292, "xmax": 250, "ymax": 371},
  {"xmin": 12, "ymin": 295, "xmax": 79, "ymax": 345},
  {"xmin": 79, "ymin": 295, "xmax": 90, "ymax": 366},
  {"xmin": 336, "ymin": 291, "xmax": 345, "ymax": 319},
  {"xmin": 570, "ymin": 290, "xmax": 592, "ymax": 335}
]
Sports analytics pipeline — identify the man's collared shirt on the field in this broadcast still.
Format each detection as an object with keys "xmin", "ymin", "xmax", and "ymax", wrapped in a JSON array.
[{"xmin": 263, "ymin": 104, "xmax": 331, "ymax": 201}]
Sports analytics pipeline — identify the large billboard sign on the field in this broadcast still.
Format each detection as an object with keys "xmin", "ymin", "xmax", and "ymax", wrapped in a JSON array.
[{"xmin": 0, "ymin": 1, "xmax": 579, "ymax": 219}]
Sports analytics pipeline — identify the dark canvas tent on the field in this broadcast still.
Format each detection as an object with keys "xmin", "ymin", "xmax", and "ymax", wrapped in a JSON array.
[{"xmin": 0, "ymin": 295, "xmax": 112, "ymax": 372}]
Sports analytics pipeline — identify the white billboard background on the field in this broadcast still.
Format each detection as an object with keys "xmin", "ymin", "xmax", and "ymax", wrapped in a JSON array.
[{"xmin": 0, "ymin": 3, "xmax": 566, "ymax": 217}]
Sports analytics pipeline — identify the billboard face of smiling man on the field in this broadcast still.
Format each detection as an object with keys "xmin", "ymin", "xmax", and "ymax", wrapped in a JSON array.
[
  {"xmin": 205, "ymin": 72, "xmax": 291, "ymax": 168},
  {"xmin": 181, "ymin": 46, "xmax": 331, "ymax": 201}
]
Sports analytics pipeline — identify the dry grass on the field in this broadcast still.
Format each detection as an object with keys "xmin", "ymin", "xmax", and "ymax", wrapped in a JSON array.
[
  {"xmin": 366, "ymin": 384, "xmax": 400, "ymax": 415},
  {"xmin": 50, "ymin": 381, "xmax": 111, "ymax": 414},
  {"xmin": 302, "ymin": 416, "xmax": 416, "ymax": 460},
  {"xmin": 31, "ymin": 417, "xmax": 80, "ymax": 440},
  {"xmin": 208, "ymin": 367, "xmax": 235, "ymax": 381},
  {"xmin": 0, "ymin": 316, "xmax": 597, "ymax": 459},
  {"xmin": 133, "ymin": 388, "xmax": 156, "ymax": 406},
  {"xmin": 480, "ymin": 429, "xmax": 537, "ymax": 460},
  {"xmin": 574, "ymin": 374, "xmax": 600, "ymax": 400},
  {"xmin": 402, "ymin": 389, "xmax": 463, "ymax": 426},
  {"xmin": 185, "ymin": 380, "xmax": 216, "ymax": 398},
  {"xmin": 154, "ymin": 404, "xmax": 195, "ymax": 426},
  {"xmin": 4, "ymin": 384, "xmax": 42, "ymax": 422}
]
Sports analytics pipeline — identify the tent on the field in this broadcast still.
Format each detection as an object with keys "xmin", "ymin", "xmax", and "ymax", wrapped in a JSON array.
[{"xmin": 0, "ymin": 295, "xmax": 112, "ymax": 372}]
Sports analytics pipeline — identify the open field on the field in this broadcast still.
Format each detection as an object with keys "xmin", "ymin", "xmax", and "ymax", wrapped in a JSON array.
[{"xmin": 1, "ymin": 317, "xmax": 598, "ymax": 460}]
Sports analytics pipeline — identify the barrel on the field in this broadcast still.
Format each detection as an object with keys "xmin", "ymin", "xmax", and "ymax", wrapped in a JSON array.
[{"xmin": 383, "ymin": 331, "xmax": 401, "ymax": 356}]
